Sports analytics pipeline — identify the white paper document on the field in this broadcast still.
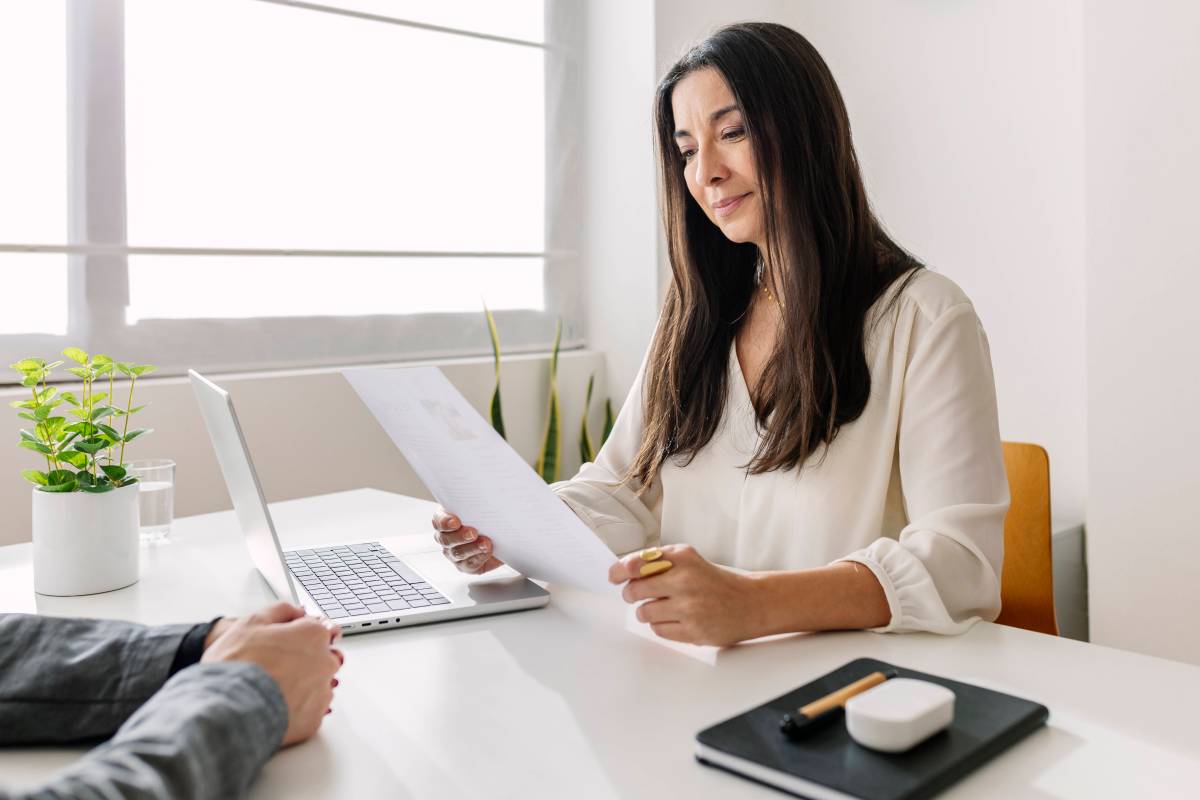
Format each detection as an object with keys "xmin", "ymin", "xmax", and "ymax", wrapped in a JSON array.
[{"xmin": 343, "ymin": 366, "xmax": 617, "ymax": 592}]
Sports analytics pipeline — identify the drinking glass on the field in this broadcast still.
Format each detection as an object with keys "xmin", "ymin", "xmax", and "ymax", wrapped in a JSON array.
[{"xmin": 129, "ymin": 459, "xmax": 176, "ymax": 544}]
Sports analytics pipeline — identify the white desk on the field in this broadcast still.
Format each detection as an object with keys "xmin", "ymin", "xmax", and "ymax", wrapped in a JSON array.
[{"xmin": 2, "ymin": 489, "xmax": 1198, "ymax": 799}]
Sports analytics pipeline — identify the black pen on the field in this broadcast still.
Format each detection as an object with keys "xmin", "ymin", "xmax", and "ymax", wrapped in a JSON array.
[{"xmin": 779, "ymin": 669, "xmax": 898, "ymax": 738}]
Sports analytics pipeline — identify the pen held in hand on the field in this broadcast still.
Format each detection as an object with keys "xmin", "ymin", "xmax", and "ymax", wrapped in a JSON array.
[{"xmin": 779, "ymin": 669, "xmax": 899, "ymax": 738}]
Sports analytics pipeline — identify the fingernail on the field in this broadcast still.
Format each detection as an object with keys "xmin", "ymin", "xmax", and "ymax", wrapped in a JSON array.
[
  {"xmin": 448, "ymin": 516, "xmax": 459, "ymax": 527},
  {"xmin": 465, "ymin": 530, "xmax": 477, "ymax": 542},
  {"xmin": 640, "ymin": 547, "xmax": 664, "ymax": 562},
  {"xmin": 639, "ymin": 560, "xmax": 672, "ymax": 577}
]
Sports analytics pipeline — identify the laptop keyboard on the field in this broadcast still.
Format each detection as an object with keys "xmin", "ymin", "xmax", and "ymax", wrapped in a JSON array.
[{"xmin": 285, "ymin": 542, "xmax": 450, "ymax": 620}]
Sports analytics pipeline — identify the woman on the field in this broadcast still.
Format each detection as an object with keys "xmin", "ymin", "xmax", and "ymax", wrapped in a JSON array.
[{"xmin": 432, "ymin": 23, "xmax": 1008, "ymax": 646}]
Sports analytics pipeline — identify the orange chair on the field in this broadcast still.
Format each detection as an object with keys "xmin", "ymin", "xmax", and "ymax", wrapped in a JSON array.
[{"xmin": 994, "ymin": 442, "xmax": 1058, "ymax": 635}]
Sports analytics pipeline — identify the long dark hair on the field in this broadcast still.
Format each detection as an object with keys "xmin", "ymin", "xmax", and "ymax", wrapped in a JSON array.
[{"xmin": 628, "ymin": 22, "xmax": 921, "ymax": 491}]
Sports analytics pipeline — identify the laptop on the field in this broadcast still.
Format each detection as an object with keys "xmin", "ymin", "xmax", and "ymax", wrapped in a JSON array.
[{"xmin": 189, "ymin": 369, "xmax": 550, "ymax": 635}]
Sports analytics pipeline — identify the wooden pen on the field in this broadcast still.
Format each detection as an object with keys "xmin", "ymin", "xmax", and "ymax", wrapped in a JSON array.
[{"xmin": 779, "ymin": 669, "xmax": 898, "ymax": 738}]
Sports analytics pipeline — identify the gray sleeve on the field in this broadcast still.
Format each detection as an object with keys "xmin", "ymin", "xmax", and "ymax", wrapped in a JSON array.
[
  {"xmin": 0, "ymin": 614, "xmax": 194, "ymax": 744},
  {"xmin": 1, "ymin": 663, "xmax": 288, "ymax": 800}
]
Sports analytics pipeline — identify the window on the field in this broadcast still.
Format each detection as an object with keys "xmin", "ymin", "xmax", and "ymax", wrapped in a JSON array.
[
  {"xmin": 0, "ymin": 3, "xmax": 68, "ymax": 339},
  {"xmin": 0, "ymin": 0, "xmax": 581, "ymax": 378}
]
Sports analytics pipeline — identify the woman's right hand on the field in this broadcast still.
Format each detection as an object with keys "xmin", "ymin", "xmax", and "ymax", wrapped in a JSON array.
[{"xmin": 432, "ymin": 507, "xmax": 505, "ymax": 575}]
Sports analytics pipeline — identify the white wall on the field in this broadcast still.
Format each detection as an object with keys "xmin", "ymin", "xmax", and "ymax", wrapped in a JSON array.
[
  {"xmin": 653, "ymin": 0, "xmax": 1089, "ymax": 526},
  {"xmin": 1085, "ymin": 0, "xmax": 1200, "ymax": 664},
  {"xmin": 580, "ymin": 0, "xmax": 661, "ymax": 400},
  {"xmin": 0, "ymin": 351, "xmax": 607, "ymax": 546}
]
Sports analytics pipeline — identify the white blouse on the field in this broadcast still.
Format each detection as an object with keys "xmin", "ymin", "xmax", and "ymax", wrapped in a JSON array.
[{"xmin": 551, "ymin": 270, "xmax": 1008, "ymax": 635}]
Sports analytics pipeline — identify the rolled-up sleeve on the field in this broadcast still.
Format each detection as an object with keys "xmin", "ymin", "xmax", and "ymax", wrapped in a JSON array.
[
  {"xmin": 551, "ymin": 360, "xmax": 663, "ymax": 556},
  {"xmin": 840, "ymin": 302, "xmax": 1008, "ymax": 634}
]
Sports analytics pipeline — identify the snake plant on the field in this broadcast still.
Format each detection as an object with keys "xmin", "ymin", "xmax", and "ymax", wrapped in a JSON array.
[
  {"xmin": 535, "ymin": 319, "xmax": 563, "ymax": 483},
  {"xmin": 483, "ymin": 303, "xmax": 506, "ymax": 440}
]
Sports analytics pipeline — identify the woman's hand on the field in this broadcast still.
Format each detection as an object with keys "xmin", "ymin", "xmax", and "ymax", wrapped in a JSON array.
[
  {"xmin": 608, "ymin": 544, "xmax": 771, "ymax": 647},
  {"xmin": 431, "ymin": 507, "xmax": 505, "ymax": 575}
]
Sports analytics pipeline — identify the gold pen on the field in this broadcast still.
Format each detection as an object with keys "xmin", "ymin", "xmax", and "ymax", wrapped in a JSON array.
[{"xmin": 779, "ymin": 669, "xmax": 898, "ymax": 738}]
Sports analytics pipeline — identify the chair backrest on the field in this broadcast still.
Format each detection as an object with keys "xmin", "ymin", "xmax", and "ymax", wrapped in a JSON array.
[{"xmin": 995, "ymin": 442, "xmax": 1059, "ymax": 635}]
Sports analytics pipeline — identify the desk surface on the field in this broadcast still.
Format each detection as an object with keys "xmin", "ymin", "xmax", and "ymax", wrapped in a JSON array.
[{"xmin": 1, "ymin": 490, "xmax": 1197, "ymax": 799}]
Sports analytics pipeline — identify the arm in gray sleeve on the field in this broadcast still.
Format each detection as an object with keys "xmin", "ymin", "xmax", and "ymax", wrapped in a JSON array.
[
  {"xmin": 0, "ymin": 614, "xmax": 195, "ymax": 744},
  {"xmin": 1, "ymin": 663, "xmax": 288, "ymax": 800}
]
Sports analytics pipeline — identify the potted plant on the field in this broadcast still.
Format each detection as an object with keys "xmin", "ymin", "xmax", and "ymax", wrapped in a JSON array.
[{"xmin": 10, "ymin": 349, "xmax": 156, "ymax": 596}]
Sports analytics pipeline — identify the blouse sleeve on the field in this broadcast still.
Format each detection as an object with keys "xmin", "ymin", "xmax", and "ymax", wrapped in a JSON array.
[
  {"xmin": 550, "ymin": 360, "xmax": 663, "ymax": 556},
  {"xmin": 839, "ymin": 301, "xmax": 1009, "ymax": 634}
]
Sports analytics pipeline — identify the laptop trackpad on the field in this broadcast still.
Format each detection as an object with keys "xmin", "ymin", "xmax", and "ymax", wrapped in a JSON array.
[{"xmin": 398, "ymin": 549, "xmax": 550, "ymax": 607}]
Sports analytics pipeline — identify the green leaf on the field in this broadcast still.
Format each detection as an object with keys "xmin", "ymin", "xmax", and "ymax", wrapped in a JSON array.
[
  {"xmin": 11, "ymin": 358, "xmax": 44, "ymax": 372},
  {"xmin": 90, "ymin": 392, "xmax": 108, "ymax": 405},
  {"xmin": 115, "ymin": 362, "xmax": 135, "ymax": 377},
  {"xmin": 489, "ymin": 387, "xmax": 506, "ymax": 441},
  {"xmin": 9, "ymin": 399, "xmax": 35, "ymax": 409},
  {"xmin": 17, "ymin": 412, "xmax": 37, "ymax": 422},
  {"xmin": 37, "ymin": 386, "xmax": 58, "ymax": 403},
  {"xmin": 21, "ymin": 469, "xmax": 49, "ymax": 486},
  {"xmin": 93, "ymin": 354, "xmax": 114, "ymax": 365},
  {"xmin": 101, "ymin": 464, "xmax": 127, "ymax": 481},
  {"xmin": 65, "ymin": 421, "xmax": 98, "ymax": 436},
  {"xmin": 40, "ymin": 478, "xmax": 77, "ymax": 493},
  {"xmin": 81, "ymin": 481, "xmax": 115, "ymax": 494},
  {"xmin": 74, "ymin": 470, "xmax": 95, "ymax": 487},
  {"xmin": 19, "ymin": 440, "xmax": 52, "ymax": 455},
  {"xmin": 483, "ymin": 304, "xmax": 507, "ymax": 439},
  {"xmin": 48, "ymin": 470, "xmax": 75, "ymax": 486},
  {"xmin": 62, "ymin": 347, "xmax": 88, "ymax": 364},
  {"xmin": 130, "ymin": 364, "xmax": 157, "ymax": 377},
  {"xmin": 579, "ymin": 372, "xmax": 595, "ymax": 465},
  {"xmin": 74, "ymin": 438, "xmax": 108, "ymax": 455},
  {"xmin": 45, "ymin": 360, "xmax": 64, "ymax": 370},
  {"xmin": 90, "ymin": 405, "xmax": 117, "ymax": 422},
  {"xmin": 33, "ymin": 404, "xmax": 51, "ymax": 422},
  {"xmin": 21, "ymin": 375, "xmax": 40, "ymax": 388},
  {"xmin": 96, "ymin": 423, "xmax": 122, "ymax": 440},
  {"xmin": 45, "ymin": 417, "xmax": 67, "ymax": 439},
  {"xmin": 19, "ymin": 429, "xmax": 40, "ymax": 443},
  {"xmin": 118, "ymin": 476, "xmax": 139, "ymax": 488},
  {"xmin": 69, "ymin": 408, "xmax": 90, "ymax": 420},
  {"xmin": 67, "ymin": 366, "xmax": 90, "ymax": 380},
  {"xmin": 60, "ymin": 450, "xmax": 89, "ymax": 469},
  {"xmin": 122, "ymin": 428, "xmax": 152, "ymax": 444},
  {"xmin": 535, "ymin": 318, "xmax": 563, "ymax": 483},
  {"xmin": 59, "ymin": 391, "xmax": 80, "ymax": 407},
  {"xmin": 93, "ymin": 363, "xmax": 114, "ymax": 377},
  {"xmin": 128, "ymin": 404, "xmax": 148, "ymax": 414},
  {"xmin": 601, "ymin": 398, "xmax": 615, "ymax": 447}
]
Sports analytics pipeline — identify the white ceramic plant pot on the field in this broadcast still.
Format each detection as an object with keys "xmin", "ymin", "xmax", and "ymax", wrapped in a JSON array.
[{"xmin": 32, "ymin": 482, "xmax": 140, "ymax": 596}]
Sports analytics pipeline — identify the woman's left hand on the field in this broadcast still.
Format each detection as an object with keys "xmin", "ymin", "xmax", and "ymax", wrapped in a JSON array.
[{"xmin": 608, "ymin": 544, "xmax": 769, "ymax": 647}]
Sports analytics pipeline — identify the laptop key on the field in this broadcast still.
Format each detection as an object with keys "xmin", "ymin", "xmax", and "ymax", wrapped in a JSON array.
[
  {"xmin": 366, "ymin": 603, "xmax": 388, "ymax": 613},
  {"xmin": 428, "ymin": 598, "xmax": 451, "ymax": 605},
  {"xmin": 386, "ymin": 599, "xmax": 411, "ymax": 610},
  {"xmin": 407, "ymin": 598, "xmax": 431, "ymax": 607}
]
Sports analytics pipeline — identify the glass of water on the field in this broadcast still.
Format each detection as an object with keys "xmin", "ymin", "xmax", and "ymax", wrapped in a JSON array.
[{"xmin": 128, "ymin": 459, "xmax": 176, "ymax": 545}]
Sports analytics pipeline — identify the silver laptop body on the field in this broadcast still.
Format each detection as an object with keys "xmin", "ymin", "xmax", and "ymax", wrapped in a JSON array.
[{"xmin": 189, "ymin": 370, "xmax": 550, "ymax": 635}]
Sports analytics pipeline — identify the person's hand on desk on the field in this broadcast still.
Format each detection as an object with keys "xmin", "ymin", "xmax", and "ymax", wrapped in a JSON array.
[
  {"xmin": 432, "ymin": 507, "xmax": 505, "ymax": 575},
  {"xmin": 201, "ymin": 602, "xmax": 344, "ymax": 746},
  {"xmin": 609, "ymin": 544, "xmax": 770, "ymax": 647}
]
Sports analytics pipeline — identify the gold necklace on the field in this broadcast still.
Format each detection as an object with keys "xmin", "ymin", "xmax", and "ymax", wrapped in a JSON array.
[
  {"xmin": 761, "ymin": 282, "xmax": 783, "ymax": 308},
  {"xmin": 755, "ymin": 258, "xmax": 784, "ymax": 310}
]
